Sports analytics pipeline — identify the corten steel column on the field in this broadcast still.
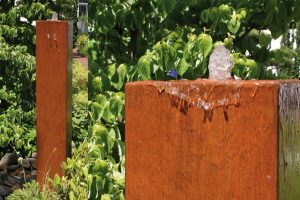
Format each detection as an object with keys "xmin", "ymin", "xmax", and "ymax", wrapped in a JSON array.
[
  {"xmin": 36, "ymin": 21, "xmax": 72, "ymax": 183},
  {"xmin": 125, "ymin": 80, "xmax": 300, "ymax": 200}
]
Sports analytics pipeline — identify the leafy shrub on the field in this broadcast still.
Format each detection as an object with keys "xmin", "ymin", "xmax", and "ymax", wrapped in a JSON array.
[
  {"xmin": 88, "ymin": 78, "xmax": 125, "ymax": 199},
  {"xmin": 51, "ymin": 140, "xmax": 89, "ymax": 200},
  {"xmin": 88, "ymin": 123, "xmax": 125, "ymax": 200},
  {"xmin": 74, "ymin": 91, "xmax": 88, "ymax": 107},
  {"xmin": 0, "ymin": 107, "xmax": 36, "ymax": 157},
  {"xmin": 72, "ymin": 91, "xmax": 88, "ymax": 145},
  {"xmin": 72, "ymin": 61, "xmax": 88, "ymax": 145},
  {"xmin": 76, "ymin": 34, "xmax": 88, "ymax": 57},
  {"xmin": 6, "ymin": 181, "xmax": 60, "ymax": 200},
  {"xmin": 0, "ymin": 1, "xmax": 52, "ymax": 157},
  {"xmin": 73, "ymin": 61, "xmax": 88, "ymax": 94},
  {"xmin": 267, "ymin": 47, "xmax": 299, "ymax": 78}
]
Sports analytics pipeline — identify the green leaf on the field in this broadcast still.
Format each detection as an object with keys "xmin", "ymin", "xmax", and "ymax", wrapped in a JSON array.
[
  {"xmin": 113, "ymin": 171, "xmax": 125, "ymax": 187},
  {"xmin": 154, "ymin": 67, "xmax": 166, "ymax": 80},
  {"xmin": 196, "ymin": 33, "xmax": 213, "ymax": 58},
  {"xmin": 245, "ymin": 59, "xmax": 260, "ymax": 79},
  {"xmin": 69, "ymin": 191, "xmax": 75, "ymax": 200},
  {"xmin": 93, "ymin": 159, "xmax": 109, "ymax": 175},
  {"xmin": 177, "ymin": 58, "xmax": 191, "ymax": 76},
  {"xmin": 91, "ymin": 102, "xmax": 101, "ymax": 122},
  {"xmin": 95, "ymin": 94, "xmax": 108, "ymax": 107},
  {"xmin": 227, "ymin": 14, "xmax": 240, "ymax": 34},
  {"xmin": 158, "ymin": 0, "xmax": 177, "ymax": 18},
  {"xmin": 107, "ymin": 64, "xmax": 116, "ymax": 79},
  {"xmin": 209, "ymin": 7, "xmax": 220, "ymax": 22},
  {"xmin": 97, "ymin": 9, "xmax": 116, "ymax": 33},
  {"xmin": 161, "ymin": 43, "xmax": 176, "ymax": 70},
  {"xmin": 52, "ymin": 174, "xmax": 61, "ymax": 186},
  {"xmin": 88, "ymin": 176, "xmax": 98, "ymax": 199},
  {"xmin": 112, "ymin": 64, "xmax": 127, "ymax": 90},
  {"xmin": 138, "ymin": 55, "xmax": 152, "ymax": 80},
  {"xmin": 92, "ymin": 124, "xmax": 108, "ymax": 138},
  {"xmin": 201, "ymin": 9, "xmax": 209, "ymax": 23},
  {"xmin": 109, "ymin": 96, "xmax": 124, "ymax": 119},
  {"xmin": 102, "ymin": 105, "xmax": 115, "ymax": 124},
  {"xmin": 219, "ymin": 4, "xmax": 231, "ymax": 18},
  {"xmin": 199, "ymin": 59, "xmax": 208, "ymax": 76},
  {"xmin": 92, "ymin": 77, "xmax": 102, "ymax": 92},
  {"xmin": 259, "ymin": 32, "xmax": 272, "ymax": 47}
]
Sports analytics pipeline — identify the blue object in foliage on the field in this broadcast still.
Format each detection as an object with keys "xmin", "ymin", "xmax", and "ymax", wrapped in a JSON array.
[{"xmin": 167, "ymin": 69, "xmax": 178, "ymax": 79}]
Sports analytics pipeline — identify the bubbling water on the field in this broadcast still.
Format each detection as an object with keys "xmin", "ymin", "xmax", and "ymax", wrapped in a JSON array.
[{"xmin": 153, "ymin": 81, "xmax": 241, "ymax": 121}]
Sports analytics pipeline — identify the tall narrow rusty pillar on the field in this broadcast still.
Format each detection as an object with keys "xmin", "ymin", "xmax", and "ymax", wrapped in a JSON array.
[
  {"xmin": 126, "ymin": 80, "xmax": 280, "ymax": 199},
  {"xmin": 36, "ymin": 21, "xmax": 72, "ymax": 183}
]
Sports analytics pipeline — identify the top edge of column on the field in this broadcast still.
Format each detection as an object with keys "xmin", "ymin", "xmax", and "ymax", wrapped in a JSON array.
[{"xmin": 126, "ymin": 79, "xmax": 300, "ymax": 88}]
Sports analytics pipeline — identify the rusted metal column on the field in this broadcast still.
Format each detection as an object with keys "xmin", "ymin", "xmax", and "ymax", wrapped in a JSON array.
[
  {"xmin": 126, "ymin": 80, "xmax": 280, "ymax": 199},
  {"xmin": 36, "ymin": 21, "xmax": 72, "ymax": 183}
]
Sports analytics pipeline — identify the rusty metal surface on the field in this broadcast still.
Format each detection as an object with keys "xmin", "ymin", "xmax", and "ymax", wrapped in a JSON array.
[
  {"xmin": 36, "ymin": 21, "xmax": 72, "ymax": 183},
  {"xmin": 279, "ymin": 82, "xmax": 300, "ymax": 200},
  {"xmin": 125, "ymin": 80, "xmax": 279, "ymax": 200}
]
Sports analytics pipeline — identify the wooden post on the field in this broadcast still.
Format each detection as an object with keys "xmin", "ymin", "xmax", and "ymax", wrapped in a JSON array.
[{"xmin": 36, "ymin": 21, "xmax": 72, "ymax": 183}]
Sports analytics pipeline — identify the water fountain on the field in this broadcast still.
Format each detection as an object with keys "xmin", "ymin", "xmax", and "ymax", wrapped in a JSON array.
[{"xmin": 125, "ymin": 46, "xmax": 300, "ymax": 199}]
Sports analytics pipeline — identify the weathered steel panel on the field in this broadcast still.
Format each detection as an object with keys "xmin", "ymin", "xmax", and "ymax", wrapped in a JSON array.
[
  {"xmin": 279, "ymin": 82, "xmax": 300, "ymax": 200},
  {"xmin": 126, "ymin": 80, "xmax": 279, "ymax": 200},
  {"xmin": 36, "ymin": 21, "xmax": 72, "ymax": 183}
]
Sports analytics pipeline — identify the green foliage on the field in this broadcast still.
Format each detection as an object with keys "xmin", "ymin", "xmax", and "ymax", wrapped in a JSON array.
[
  {"xmin": 73, "ymin": 91, "xmax": 88, "ymax": 145},
  {"xmin": 54, "ymin": 0, "xmax": 79, "ymax": 44},
  {"xmin": 0, "ymin": 107, "xmax": 36, "ymax": 157},
  {"xmin": 51, "ymin": 140, "xmax": 89, "ymax": 200},
  {"xmin": 267, "ymin": 47, "xmax": 299, "ymax": 78},
  {"xmin": 279, "ymin": 22, "xmax": 300, "ymax": 78},
  {"xmin": 7, "ymin": 181, "xmax": 60, "ymax": 200},
  {"xmin": 88, "ymin": 0, "xmax": 300, "ymax": 82},
  {"xmin": 88, "ymin": 60, "xmax": 126, "ymax": 199},
  {"xmin": 88, "ymin": 97, "xmax": 125, "ymax": 199},
  {"xmin": 55, "ymin": 0, "xmax": 78, "ymax": 20},
  {"xmin": 0, "ymin": 1, "xmax": 52, "ymax": 157},
  {"xmin": 89, "ymin": 0, "xmax": 300, "ymax": 198},
  {"xmin": 72, "ymin": 61, "xmax": 88, "ymax": 145},
  {"xmin": 76, "ymin": 34, "xmax": 89, "ymax": 57},
  {"xmin": 73, "ymin": 61, "xmax": 88, "ymax": 93}
]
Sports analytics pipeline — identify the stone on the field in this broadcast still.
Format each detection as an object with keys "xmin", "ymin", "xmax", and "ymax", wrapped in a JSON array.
[
  {"xmin": 20, "ymin": 159, "xmax": 31, "ymax": 169},
  {"xmin": 31, "ymin": 170, "xmax": 37, "ymax": 176},
  {"xmin": 17, "ymin": 170, "xmax": 30, "ymax": 178},
  {"xmin": 0, "ymin": 153, "xmax": 18, "ymax": 171},
  {"xmin": 7, "ymin": 164, "xmax": 21, "ymax": 171},
  {"xmin": 4, "ymin": 175, "xmax": 23, "ymax": 187},
  {"xmin": 0, "ymin": 185, "xmax": 11, "ymax": 196},
  {"xmin": 25, "ymin": 175, "xmax": 36, "ymax": 182},
  {"xmin": 208, "ymin": 44, "xmax": 233, "ymax": 80},
  {"xmin": 31, "ymin": 152, "xmax": 37, "ymax": 158},
  {"xmin": 0, "ymin": 196, "xmax": 4, "ymax": 200},
  {"xmin": 11, "ymin": 184, "xmax": 22, "ymax": 191},
  {"xmin": 28, "ymin": 158, "xmax": 37, "ymax": 169},
  {"xmin": 9, "ymin": 167, "xmax": 23, "ymax": 177},
  {"xmin": 0, "ymin": 172, "xmax": 7, "ymax": 185}
]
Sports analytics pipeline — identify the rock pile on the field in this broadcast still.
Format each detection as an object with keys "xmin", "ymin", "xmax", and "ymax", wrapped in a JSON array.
[{"xmin": 0, "ymin": 153, "xmax": 37, "ymax": 199}]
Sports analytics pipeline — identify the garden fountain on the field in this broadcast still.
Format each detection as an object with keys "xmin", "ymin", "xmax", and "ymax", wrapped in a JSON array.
[{"xmin": 125, "ymin": 45, "xmax": 300, "ymax": 199}]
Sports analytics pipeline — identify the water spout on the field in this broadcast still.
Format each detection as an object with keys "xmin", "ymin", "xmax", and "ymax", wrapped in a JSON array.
[{"xmin": 208, "ymin": 45, "xmax": 233, "ymax": 80}]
